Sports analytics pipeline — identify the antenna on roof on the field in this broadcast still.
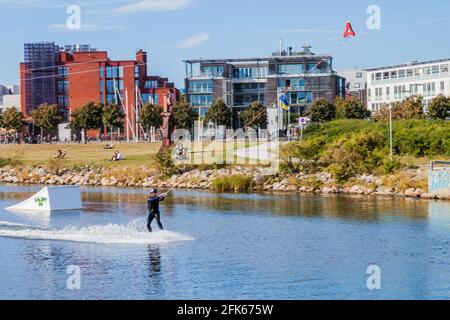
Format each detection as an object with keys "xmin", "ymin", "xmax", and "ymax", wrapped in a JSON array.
[{"xmin": 279, "ymin": 38, "xmax": 283, "ymax": 55}]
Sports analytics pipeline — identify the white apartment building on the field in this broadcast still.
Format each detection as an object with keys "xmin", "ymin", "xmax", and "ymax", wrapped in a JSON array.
[{"xmin": 366, "ymin": 58, "xmax": 450, "ymax": 112}]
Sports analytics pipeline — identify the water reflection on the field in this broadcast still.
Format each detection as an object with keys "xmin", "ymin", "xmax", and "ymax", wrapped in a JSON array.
[{"xmin": 148, "ymin": 246, "xmax": 162, "ymax": 276}]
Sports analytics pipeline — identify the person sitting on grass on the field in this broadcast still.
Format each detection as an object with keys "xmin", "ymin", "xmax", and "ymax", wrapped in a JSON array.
[
  {"xmin": 54, "ymin": 149, "xmax": 67, "ymax": 160},
  {"xmin": 108, "ymin": 151, "xmax": 123, "ymax": 162}
]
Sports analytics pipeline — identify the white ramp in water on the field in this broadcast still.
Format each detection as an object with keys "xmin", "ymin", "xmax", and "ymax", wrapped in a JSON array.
[{"xmin": 6, "ymin": 186, "xmax": 82, "ymax": 212}]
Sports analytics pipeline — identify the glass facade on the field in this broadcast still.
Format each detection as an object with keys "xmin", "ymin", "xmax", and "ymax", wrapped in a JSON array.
[
  {"xmin": 202, "ymin": 66, "xmax": 224, "ymax": 77},
  {"xmin": 288, "ymin": 92, "xmax": 313, "ymax": 105},
  {"xmin": 278, "ymin": 62, "xmax": 330, "ymax": 75},
  {"xmin": 189, "ymin": 80, "xmax": 212, "ymax": 93},
  {"xmin": 190, "ymin": 94, "xmax": 212, "ymax": 107},
  {"xmin": 232, "ymin": 67, "xmax": 268, "ymax": 79}
]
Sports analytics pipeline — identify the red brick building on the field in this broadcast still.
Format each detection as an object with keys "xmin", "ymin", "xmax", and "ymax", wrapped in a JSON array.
[{"xmin": 20, "ymin": 43, "xmax": 178, "ymax": 139}]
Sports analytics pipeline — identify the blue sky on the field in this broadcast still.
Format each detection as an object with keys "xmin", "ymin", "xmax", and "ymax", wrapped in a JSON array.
[{"xmin": 1, "ymin": 0, "xmax": 450, "ymax": 87}]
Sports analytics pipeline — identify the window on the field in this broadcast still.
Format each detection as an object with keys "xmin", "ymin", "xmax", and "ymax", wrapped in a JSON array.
[
  {"xmin": 202, "ymin": 66, "xmax": 224, "ymax": 77},
  {"xmin": 391, "ymin": 71, "xmax": 398, "ymax": 80},
  {"xmin": 383, "ymin": 72, "xmax": 390, "ymax": 80},
  {"xmin": 58, "ymin": 95, "xmax": 69, "ymax": 107},
  {"xmin": 189, "ymin": 80, "xmax": 212, "ymax": 93},
  {"xmin": 386, "ymin": 87, "xmax": 390, "ymax": 99},
  {"xmin": 432, "ymin": 65, "xmax": 440, "ymax": 75},
  {"xmin": 375, "ymin": 73, "xmax": 382, "ymax": 81},
  {"xmin": 145, "ymin": 80, "xmax": 158, "ymax": 89},
  {"xmin": 106, "ymin": 80, "xmax": 123, "ymax": 93},
  {"xmin": 190, "ymin": 94, "xmax": 212, "ymax": 107},
  {"xmin": 106, "ymin": 66, "xmax": 123, "ymax": 78},
  {"xmin": 106, "ymin": 94, "xmax": 116, "ymax": 103},
  {"xmin": 354, "ymin": 83, "xmax": 361, "ymax": 88},
  {"xmin": 278, "ymin": 64, "xmax": 305, "ymax": 75},
  {"xmin": 58, "ymin": 66, "xmax": 68, "ymax": 78},
  {"xmin": 424, "ymin": 66, "xmax": 431, "ymax": 76},
  {"xmin": 99, "ymin": 66, "xmax": 104, "ymax": 78},
  {"xmin": 441, "ymin": 81, "xmax": 445, "ymax": 91},
  {"xmin": 414, "ymin": 68, "xmax": 421, "ymax": 77},
  {"xmin": 232, "ymin": 67, "xmax": 267, "ymax": 79},
  {"xmin": 406, "ymin": 69, "xmax": 413, "ymax": 79},
  {"xmin": 134, "ymin": 65, "xmax": 139, "ymax": 78},
  {"xmin": 58, "ymin": 80, "xmax": 69, "ymax": 93},
  {"xmin": 356, "ymin": 72, "xmax": 363, "ymax": 78},
  {"xmin": 289, "ymin": 92, "xmax": 312, "ymax": 105},
  {"xmin": 441, "ymin": 64, "xmax": 449, "ymax": 74},
  {"xmin": 398, "ymin": 70, "xmax": 405, "ymax": 79}
]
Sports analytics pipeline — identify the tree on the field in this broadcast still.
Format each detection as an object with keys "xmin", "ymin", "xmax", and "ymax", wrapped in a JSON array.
[
  {"xmin": 31, "ymin": 104, "xmax": 63, "ymax": 143},
  {"xmin": 335, "ymin": 97, "xmax": 370, "ymax": 119},
  {"xmin": 374, "ymin": 96, "xmax": 424, "ymax": 121},
  {"xmin": 307, "ymin": 98, "xmax": 336, "ymax": 122},
  {"xmin": 102, "ymin": 103, "xmax": 124, "ymax": 143},
  {"xmin": 70, "ymin": 101, "xmax": 103, "ymax": 141},
  {"xmin": 2, "ymin": 107, "xmax": 24, "ymax": 132},
  {"xmin": 140, "ymin": 103, "xmax": 163, "ymax": 141},
  {"xmin": 173, "ymin": 101, "xmax": 195, "ymax": 129},
  {"xmin": 204, "ymin": 99, "xmax": 232, "ymax": 127},
  {"xmin": 240, "ymin": 101, "xmax": 267, "ymax": 129},
  {"xmin": 428, "ymin": 95, "xmax": 450, "ymax": 120}
]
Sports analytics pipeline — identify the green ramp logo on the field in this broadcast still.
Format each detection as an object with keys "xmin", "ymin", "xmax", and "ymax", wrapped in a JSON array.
[{"xmin": 34, "ymin": 196, "xmax": 48, "ymax": 207}]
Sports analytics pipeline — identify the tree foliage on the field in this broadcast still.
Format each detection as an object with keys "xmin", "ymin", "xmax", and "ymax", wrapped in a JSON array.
[
  {"xmin": 173, "ymin": 101, "xmax": 195, "ymax": 129},
  {"xmin": 335, "ymin": 97, "xmax": 370, "ymax": 119},
  {"xmin": 374, "ymin": 96, "xmax": 424, "ymax": 121},
  {"xmin": 204, "ymin": 99, "xmax": 232, "ymax": 127},
  {"xmin": 102, "ymin": 104, "xmax": 123, "ymax": 129},
  {"xmin": 31, "ymin": 103, "xmax": 62, "ymax": 129},
  {"xmin": 70, "ymin": 101, "xmax": 104, "ymax": 130},
  {"xmin": 1, "ymin": 107, "xmax": 24, "ymax": 132},
  {"xmin": 307, "ymin": 98, "xmax": 336, "ymax": 122},
  {"xmin": 140, "ymin": 103, "xmax": 163, "ymax": 130},
  {"xmin": 240, "ymin": 101, "xmax": 267, "ymax": 129},
  {"xmin": 428, "ymin": 95, "xmax": 450, "ymax": 120}
]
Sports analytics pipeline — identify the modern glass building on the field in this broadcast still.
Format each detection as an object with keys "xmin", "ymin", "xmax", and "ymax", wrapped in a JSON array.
[{"xmin": 184, "ymin": 45, "xmax": 346, "ymax": 127}]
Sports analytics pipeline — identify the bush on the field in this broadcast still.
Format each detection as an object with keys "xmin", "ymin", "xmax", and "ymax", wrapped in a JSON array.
[
  {"xmin": 281, "ymin": 119, "xmax": 450, "ymax": 180},
  {"xmin": 307, "ymin": 98, "xmax": 336, "ymax": 122},
  {"xmin": 0, "ymin": 157, "xmax": 23, "ymax": 168},
  {"xmin": 211, "ymin": 175, "xmax": 254, "ymax": 192},
  {"xmin": 153, "ymin": 148, "xmax": 179, "ymax": 178},
  {"xmin": 382, "ymin": 158, "xmax": 402, "ymax": 174}
]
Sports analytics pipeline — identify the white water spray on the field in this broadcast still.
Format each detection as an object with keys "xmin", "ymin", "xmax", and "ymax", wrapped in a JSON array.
[{"xmin": 0, "ymin": 219, "xmax": 193, "ymax": 245}]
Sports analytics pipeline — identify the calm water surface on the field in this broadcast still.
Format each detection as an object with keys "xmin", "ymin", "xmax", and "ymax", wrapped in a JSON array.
[{"xmin": 0, "ymin": 184, "xmax": 450, "ymax": 300}]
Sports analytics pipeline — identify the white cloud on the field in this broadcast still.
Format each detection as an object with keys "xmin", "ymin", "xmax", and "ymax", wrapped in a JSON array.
[
  {"xmin": 114, "ymin": 0, "xmax": 191, "ymax": 14},
  {"xmin": 177, "ymin": 32, "xmax": 210, "ymax": 48},
  {"xmin": 48, "ymin": 23, "xmax": 126, "ymax": 32}
]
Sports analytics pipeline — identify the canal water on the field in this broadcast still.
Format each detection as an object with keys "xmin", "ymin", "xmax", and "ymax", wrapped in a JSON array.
[{"xmin": 0, "ymin": 184, "xmax": 450, "ymax": 300}]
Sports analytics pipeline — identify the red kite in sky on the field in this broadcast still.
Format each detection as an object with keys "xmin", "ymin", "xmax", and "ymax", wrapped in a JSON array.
[{"xmin": 343, "ymin": 21, "xmax": 356, "ymax": 38}]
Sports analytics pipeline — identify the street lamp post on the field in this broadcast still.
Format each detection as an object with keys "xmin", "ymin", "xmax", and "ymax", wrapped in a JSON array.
[{"xmin": 389, "ymin": 104, "xmax": 393, "ymax": 161}]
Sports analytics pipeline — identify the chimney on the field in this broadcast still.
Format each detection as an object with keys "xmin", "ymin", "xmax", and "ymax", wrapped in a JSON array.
[{"xmin": 136, "ymin": 49, "xmax": 147, "ymax": 64}]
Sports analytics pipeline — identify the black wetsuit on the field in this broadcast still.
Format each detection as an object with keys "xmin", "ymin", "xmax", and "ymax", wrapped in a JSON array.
[{"xmin": 147, "ymin": 196, "xmax": 165, "ymax": 232}]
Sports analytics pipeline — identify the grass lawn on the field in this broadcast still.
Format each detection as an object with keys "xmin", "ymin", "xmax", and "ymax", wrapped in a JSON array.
[{"xmin": 0, "ymin": 143, "xmax": 162, "ymax": 168}]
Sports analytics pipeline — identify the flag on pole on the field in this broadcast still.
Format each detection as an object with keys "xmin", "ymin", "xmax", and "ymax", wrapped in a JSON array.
[{"xmin": 279, "ymin": 94, "xmax": 290, "ymax": 111}]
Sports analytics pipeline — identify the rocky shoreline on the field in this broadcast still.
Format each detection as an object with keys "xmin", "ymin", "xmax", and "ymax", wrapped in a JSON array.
[{"xmin": 1, "ymin": 165, "xmax": 449, "ymax": 201}]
